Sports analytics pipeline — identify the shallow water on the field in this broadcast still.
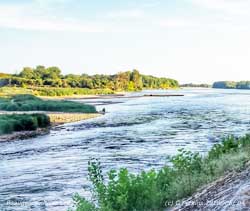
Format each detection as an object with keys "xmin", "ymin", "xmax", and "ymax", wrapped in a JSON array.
[{"xmin": 1, "ymin": 88, "xmax": 250, "ymax": 211}]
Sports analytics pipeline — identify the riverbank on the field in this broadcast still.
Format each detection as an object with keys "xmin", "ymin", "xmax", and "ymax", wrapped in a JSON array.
[
  {"xmin": 41, "ymin": 93, "xmax": 126, "ymax": 100},
  {"xmin": 0, "ymin": 112, "xmax": 102, "ymax": 142},
  {"xmin": 71, "ymin": 135, "xmax": 250, "ymax": 211},
  {"xmin": 171, "ymin": 163, "xmax": 250, "ymax": 211},
  {"xmin": 0, "ymin": 128, "xmax": 49, "ymax": 142},
  {"xmin": 45, "ymin": 93, "xmax": 184, "ymax": 101}
]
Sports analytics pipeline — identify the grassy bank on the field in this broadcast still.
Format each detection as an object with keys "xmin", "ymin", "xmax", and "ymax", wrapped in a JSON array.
[
  {"xmin": 70, "ymin": 135, "xmax": 250, "ymax": 211},
  {"xmin": 32, "ymin": 87, "xmax": 114, "ymax": 96},
  {"xmin": 0, "ymin": 94, "xmax": 97, "ymax": 113},
  {"xmin": 0, "ymin": 87, "xmax": 114, "ymax": 97},
  {"xmin": 0, "ymin": 114, "xmax": 50, "ymax": 135}
]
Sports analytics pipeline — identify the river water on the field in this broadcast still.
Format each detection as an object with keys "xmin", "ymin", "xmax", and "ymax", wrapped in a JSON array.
[{"xmin": 1, "ymin": 88, "xmax": 250, "ymax": 211}]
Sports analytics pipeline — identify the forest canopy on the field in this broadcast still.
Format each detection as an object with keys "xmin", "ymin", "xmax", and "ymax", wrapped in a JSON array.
[{"xmin": 0, "ymin": 66, "xmax": 179, "ymax": 91}]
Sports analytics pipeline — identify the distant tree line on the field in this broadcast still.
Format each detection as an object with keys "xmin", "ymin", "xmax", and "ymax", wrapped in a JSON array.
[
  {"xmin": 212, "ymin": 81, "xmax": 250, "ymax": 89},
  {"xmin": 181, "ymin": 83, "xmax": 211, "ymax": 88},
  {"xmin": 0, "ymin": 66, "xmax": 179, "ymax": 91}
]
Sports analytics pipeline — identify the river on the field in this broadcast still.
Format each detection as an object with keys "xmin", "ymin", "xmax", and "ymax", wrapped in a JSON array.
[{"xmin": 1, "ymin": 88, "xmax": 250, "ymax": 211}]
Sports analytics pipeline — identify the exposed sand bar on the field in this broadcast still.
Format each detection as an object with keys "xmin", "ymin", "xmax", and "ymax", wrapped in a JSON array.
[{"xmin": 48, "ymin": 113, "xmax": 101, "ymax": 125}]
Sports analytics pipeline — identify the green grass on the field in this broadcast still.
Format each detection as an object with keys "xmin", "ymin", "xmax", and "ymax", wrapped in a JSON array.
[
  {"xmin": 0, "ymin": 94, "xmax": 97, "ymax": 113},
  {"xmin": 32, "ymin": 87, "xmax": 114, "ymax": 96},
  {"xmin": 70, "ymin": 135, "xmax": 250, "ymax": 211},
  {"xmin": 0, "ymin": 87, "xmax": 33, "ymax": 96},
  {"xmin": 0, "ymin": 86, "xmax": 114, "ymax": 97},
  {"xmin": 0, "ymin": 114, "xmax": 50, "ymax": 135}
]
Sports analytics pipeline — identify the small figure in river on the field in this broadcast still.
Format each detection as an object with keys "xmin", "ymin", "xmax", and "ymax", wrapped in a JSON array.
[{"xmin": 102, "ymin": 108, "xmax": 106, "ymax": 114}]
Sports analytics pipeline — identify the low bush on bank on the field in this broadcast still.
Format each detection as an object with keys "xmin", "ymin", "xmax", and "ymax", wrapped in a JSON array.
[
  {"xmin": 0, "ymin": 114, "xmax": 50, "ymax": 135},
  {"xmin": 70, "ymin": 135, "xmax": 250, "ymax": 211},
  {"xmin": 0, "ymin": 94, "xmax": 97, "ymax": 113}
]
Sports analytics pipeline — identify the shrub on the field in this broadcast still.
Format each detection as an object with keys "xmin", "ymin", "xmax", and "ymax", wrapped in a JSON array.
[
  {"xmin": 208, "ymin": 136, "xmax": 239, "ymax": 159},
  {"xmin": 0, "ymin": 120, "xmax": 13, "ymax": 134},
  {"xmin": 0, "ymin": 114, "xmax": 50, "ymax": 135}
]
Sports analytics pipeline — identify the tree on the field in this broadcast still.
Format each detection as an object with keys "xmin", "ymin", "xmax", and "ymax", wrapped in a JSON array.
[
  {"xmin": 4, "ymin": 65, "xmax": 180, "ymax": 90},
  {"xmin": 19, "ymin": 67, "xmax": 35, "ymax": 79},
  {"xmin": 130, "ymin": 69, "xmax": 143, "ymax": 90},
  {"xmin": 46, "ymin": 67, "xmax": 61, "ymax": 80}
]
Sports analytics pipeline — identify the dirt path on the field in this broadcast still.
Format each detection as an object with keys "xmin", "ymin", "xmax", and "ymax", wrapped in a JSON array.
[{"xmin": 170, "ymin": 165, "xmax": 250, "ymax": 211}]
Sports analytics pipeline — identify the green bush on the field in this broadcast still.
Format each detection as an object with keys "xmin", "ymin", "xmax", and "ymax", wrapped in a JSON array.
[
  {"xmin": 0, "ymin": 114, "xmax": 50, "ymax": 135},
  {"xmin": 70, "ymin": 135, "xmax": 250, "ymax": 211},
  {"xmin": 208, "ymin": 136, "xmax": 239, "ymax": 159},
  {"xmin": 0, "ymin": 120, "xmax": 13, "ymax": 134}
]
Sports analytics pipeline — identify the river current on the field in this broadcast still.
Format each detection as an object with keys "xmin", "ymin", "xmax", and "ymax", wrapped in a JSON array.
[{"xmin": 1, "ymin": 88, "xmax": 250, "ymax": 211}]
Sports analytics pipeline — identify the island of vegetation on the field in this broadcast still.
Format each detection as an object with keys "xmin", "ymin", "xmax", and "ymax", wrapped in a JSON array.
[
  {"xmin": 213, "ymin": 81, "xmax": 250, "ymax": 89},
  {"xmin": 0, "ymin": 65, "xmax": 179, "ymax": 97},
  {"xmin": 0, "ymin": 94, "xmax": 99, "ymax": 139}
]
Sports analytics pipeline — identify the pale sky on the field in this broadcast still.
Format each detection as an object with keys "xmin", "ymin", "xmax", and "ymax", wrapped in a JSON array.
[{"xmin": 1, "ymin": 0, "xmax": 250, "ymax": 83}]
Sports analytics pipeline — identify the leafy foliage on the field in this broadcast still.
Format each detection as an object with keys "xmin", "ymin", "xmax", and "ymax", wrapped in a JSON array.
[
  {"xmin": 71, "ymin": 135, "xmax": 250, "ymax": 211},
  {"xmin": 0, "ymin": 66, "xmax": 179, "ymax": 93},
  {"xmin": 208, "ymin": 136, "xmax": 239, "ymax": 159},
  {"xmin": 212, "ymin": 81, "xmax": 250, "ymax": 89},
  {"xmin": 0, "ymin": 114, "xmax": 50, "ymax": 135}
]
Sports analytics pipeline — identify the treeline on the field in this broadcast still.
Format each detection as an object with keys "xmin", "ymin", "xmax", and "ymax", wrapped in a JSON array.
[
  {"xmin": 0, "ymin": 66, "xmax": 179, "ymax": 91},
  {"xmin": 181, "ymin": 83, "xmax": 211, "ymax": 88},
  {"xmin": 213, "ymin": 81, "xmax": 250, "ymax": 89}
]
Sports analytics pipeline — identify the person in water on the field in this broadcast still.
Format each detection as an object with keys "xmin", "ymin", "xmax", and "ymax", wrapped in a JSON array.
[{"xmin": 102, "ymin": 108, "xmax": 106, "ymax": 114}]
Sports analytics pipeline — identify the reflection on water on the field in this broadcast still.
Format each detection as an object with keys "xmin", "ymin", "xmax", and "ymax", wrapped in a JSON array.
[{"xmin": 1, "ymin": 89, "xmax": 250, "ymax": 211}]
